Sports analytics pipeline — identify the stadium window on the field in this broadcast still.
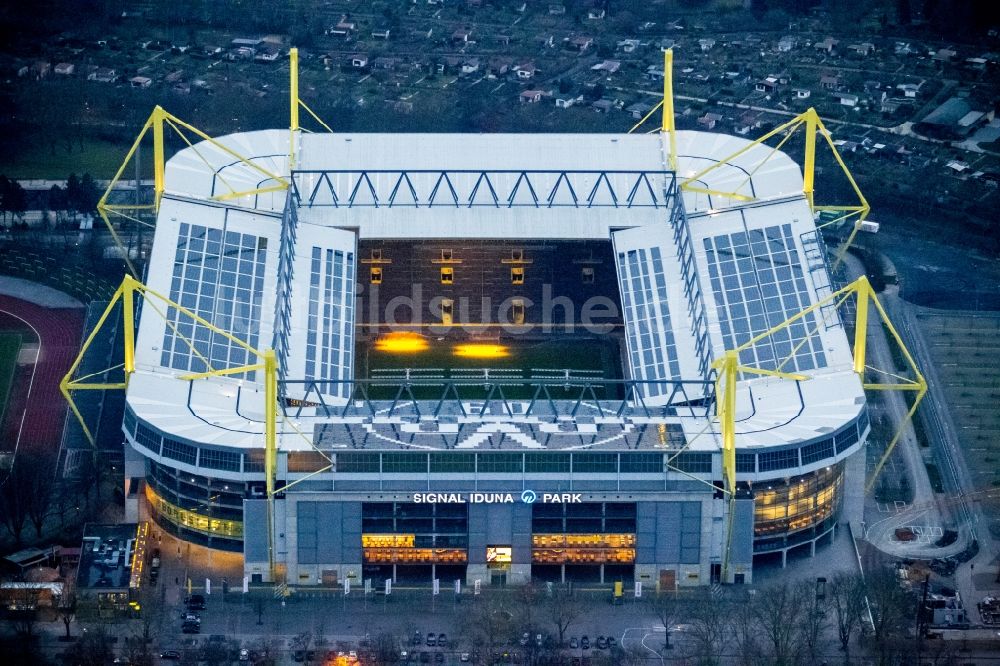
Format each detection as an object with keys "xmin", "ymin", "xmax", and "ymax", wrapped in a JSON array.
[
  {"xmin": 511, "ymin": 266, "xmax": 524, "ymax": 285},
  {"xmin": 440, "ymin": 248, "xmax": 453, "ymax": 262},
  {"xmin": 429, "ymin": 453, "xmax": 476, "ymax": 473},
  {"xmin": 512, "ymin": 298, "xmax": 525, "ymax": 325},
  {"xmin": 581, "ymin": 267, "xmax": 594, "ymax": 284},
  {"xmin": 619, "ymin": 453, "xmax": 664, "ymax": 474},
  {"xmin": 524, "ymin": 454, "xmax": 571, "ymax": 473},
  {"xmin": 477, "ymin": 453, "xmax": 523, "ymax": 473},
  {"xmin": 382, "ymin": 453, "xmax": 428, "ymax": 474},
  {"xmin": 671, "ymin": 453, "xmax": 712, "ymax": 474},
  {"xmin": 370, "ymin": 267, "xmax": 382, "ymax": 284},
  {"xmin": 572, "ymin": 453, "xmax": 618, "ymax": 473},
  {"xmin": 441, "ymin": 267, "xmax": 454, "ymax": 285},
  {"xmin": 336, "ymin": 453, "xmax": 380, "ymax": 473},
  {"xmin": 441, "ymin": 298, "xmax": 454, "ymax": 326}
]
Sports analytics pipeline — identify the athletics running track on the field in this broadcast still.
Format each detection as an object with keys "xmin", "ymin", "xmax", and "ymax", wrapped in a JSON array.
[{"xmin": 0, "ymin": 294, "xmax": 84, "ymax": 459}]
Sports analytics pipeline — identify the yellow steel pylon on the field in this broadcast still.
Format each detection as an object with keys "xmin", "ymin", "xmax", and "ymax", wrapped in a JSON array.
[
  {"xmin": 713, "ymin": 275, "xmax": 926, "ymax": 579},
  {"xmin": 60, "ymin": 274, "xmax": 282, "ymax": 579},
  {"xmin": 96, "ymin": 106, "xmax": 290, "ymax": 277}
]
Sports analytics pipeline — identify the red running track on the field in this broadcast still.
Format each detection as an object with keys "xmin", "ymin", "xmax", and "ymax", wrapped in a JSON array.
[{"xmin": 0, "ymin": 295, "xmax": 84, "ymax": 458}]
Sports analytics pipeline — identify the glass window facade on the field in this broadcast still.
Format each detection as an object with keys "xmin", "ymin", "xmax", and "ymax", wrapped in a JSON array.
[
  {"xmin": 525, "ymin": 454, "xmax": 571, "ymax": 473},
  {"xmin": 758, "ymin": 448, "xmax": 800, "ymax": 472},
  {"xmin": 305, "ymin": 246, "xmax": 355, "ymax": 396},
  {"xmin": 161, "ymin": 438, "xmax": 197, "ymax": 466},
  {"xmin": 619, "ymin": 453, "xmax": 664, "ymax": 474},
  {"xmin": 671, "ymin": 452, "xmax": 712, "ymax": 474},
  {"xmin": 754, "ymin": 463, "xmax": 843, "ymax": 539},
  {"xmin": 477, "ymin": 453, "xmax": 523, "ymax": 473},
  {"xmin": 199, "ymin": 448, "xmax": 241, "ymax": 472}
]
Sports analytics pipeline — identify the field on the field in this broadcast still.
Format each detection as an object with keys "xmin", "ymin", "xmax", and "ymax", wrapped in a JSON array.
[
  {"xmin": 0, "ymin": 333, "xmax": 22, "ymax": 426},
  {"xmin": 357, "ymin": 334, "xmax": 623, "ymax": 400},
  {"xmin": 916, "ymin": 312, "xmax": 1000, "ymax": 535}
]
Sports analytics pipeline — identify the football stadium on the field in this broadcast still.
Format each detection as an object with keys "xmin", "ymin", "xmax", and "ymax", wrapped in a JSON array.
[{"xmin": 103, "ymin": 52, "xmax": 873, "ymax": 589}]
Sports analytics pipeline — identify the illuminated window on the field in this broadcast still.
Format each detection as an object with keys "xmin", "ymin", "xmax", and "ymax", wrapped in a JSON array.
[
  {"xmin": 441, "ymin": 298, "xmax": 454, "ymax": 325},
  {"xmin": 441, "ymin": 249, "xmax": 453, "ymax": 262},
  {"xmin": 486, "ymin": 546, "xmax": 512, "ymax": 564},
  {"xmin": 370, "ymin": 267, "xmax": 382, "ymax": 284},
  {"xmin": 582, "ymin": 267, "xmax": 594, "ymax": 284},
  {"xmin": 511, "ymin": 266, "xmax": 524, "ymax": 285},
  {"xmin": 512, "ymin": 298, "xmax": 525, "ymax": 325},
  {"xmin": 441, "ymin": 267, "xmax": 454, "ymax": 284}
]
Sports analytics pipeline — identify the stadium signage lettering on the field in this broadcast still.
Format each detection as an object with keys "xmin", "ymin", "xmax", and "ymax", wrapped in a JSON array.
[{"xmin": 412, "ymin": 492, "xmax": 582, "ymax": 504}]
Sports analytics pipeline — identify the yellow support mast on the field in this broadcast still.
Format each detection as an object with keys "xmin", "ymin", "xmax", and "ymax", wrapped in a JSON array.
[
  {"xmin": 662, "ymin": 49, "xmax": 677, "ymax": 171},
  {"xmin": 713, "ymin": 275, "xmax": 927, "ymax": 578},
  {"xmin": 60, "ymin": 275, "xmax": 283, "ymax": 579},
  {"xmin": 289, "ymin": 47, "xmax": 300, "ymax": 168}
]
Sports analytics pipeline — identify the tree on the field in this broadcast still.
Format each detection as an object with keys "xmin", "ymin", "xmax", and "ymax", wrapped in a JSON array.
[
  {"xmin": 751, "ymin": 581, "xmax": 808, "ymax": 666},
  {"xmin": 684, "ymin": 590, "xmax": 728, "ymax": 666},
  {"xmin": 57, "ymin": 591, "xmax": 77, "ymax": 640},
  {"xmin": 24, "ymin": 453, "xmax": 56, "ymax": 538},
  {"xmin": 829, "ymin": 572, "xmax": 867, "ymax": 663},
  {"xmin": 545, "ymin": 587, "xmax": 583, "ymax": 646},
  {"xmin": 0, "ymin": 461, "xmax": 33, "ymax": 547},
  {"xmin": 649, "ymin": 589, "xmax": 682, "ymax": 649},
  {"xmin": 865, "ymin": 565, "xmax": 915, "ymax": 666},
  {"xmin": 3, "ymin": 586, "xmax": 40, "ymax": 637}
]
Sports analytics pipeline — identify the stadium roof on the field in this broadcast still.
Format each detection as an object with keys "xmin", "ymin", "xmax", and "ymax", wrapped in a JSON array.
[{"xmin": 128, "ymin": 129, "xmax": 864, "ymax": 455}]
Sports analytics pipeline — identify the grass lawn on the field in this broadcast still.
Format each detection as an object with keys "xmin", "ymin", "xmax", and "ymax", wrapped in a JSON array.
[
  {"xmin": 358, "ymin": 335, "xmax": 623, "ymax": 400},
  {"xmin": 0, "ymin": 333, "xmax": 22, "ymax": 425},
  {"xmin": 0, "ymin": 135, "xmax": 144, "ymax": 181}
]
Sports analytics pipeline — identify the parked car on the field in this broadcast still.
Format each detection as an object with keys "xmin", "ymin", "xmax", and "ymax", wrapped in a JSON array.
[
  {"xmin": 437, "ymin": 633, "xmax": 447, "ymax": 648},
  {"xmin": 607, "ymin": 637, "xmax": 617, "ymax": 649},
  {"xmin": 596, "ymin": 636, "xmax": 608, "ymax": 649},
  {"xmin": 239, "ymin": 648, "xmax": 250, "ymax": 661},
  {"xmin": 434, "ymin": 654, "xmax": 444, "ymax": 664},
  {"xmin": 180, "ymin": 612, "xmax": 200, "ymax": 624},
  {"xmin": 412, "ymin": 632, "xmax": 422, "ymax": 646},
  {"xmin": 186, "ymin": 594, "xmax": 206, "ymax": 610},
  {"xmin": 569, "ymin": 637, "xmax": 579, "ymax": 649},
  {"xmin": 159, "ymin": 651, "xmax": 181, "ymax": 660},
  {"xmin": 181, "ymin": 623, "xmax": 200, "ymax": 634},
  {"xmin": 581, "ymin": 636, "xmax": 590, "ymax": 650},
  {"xmin": 460, "ymin": 654, "xmax": 470, "ymax": 663},
  {"xmin": 420, "ymin": 653, "xmax": 431, "ymax": 664},
  {"xmin": 426, "ymin": 633, "xmax": 436, "ymax": 647}
]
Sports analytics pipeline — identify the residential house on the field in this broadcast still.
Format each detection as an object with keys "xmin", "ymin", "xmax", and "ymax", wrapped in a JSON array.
[
  {"xmin": 863, "ymin": 80, "xmax": 881, "ymax": 94},
  {"xmin": 777, "ymin": 36, "xmax": 796, "ymax": 52},
  {"xmin": 461, "ymin": 59, "xmax": 480, "ymax": 75},
  {"xmin": 735, "ymin": 111, "xmax": 763, "ymax": 135},
  {"xmin": 793, "ymin": 87, "xmax": 811, "ymax": 99},
  {"xmin": 626, "ymin": 101, "xmax": 654, "ymax": 120},
  {"xmin": 698, "ymin": 112, "xmax": 723, "ymax": 130},
  {"xmin": 587, "ymin": 8, "xmax": 606, "ymax": 20},
  {"xmin": 54, "ymin": 62, "xmax": 74, "ymax": 76},
  {"xmin": 814, "ymin": 37, "xmax": 839, "ymax": 54},
  {"xmin": 591, "ymin": 60, "xmax": 621, "ymax": 74},
  {"xmin": 566, "ymin": 36, "xmax": 594, "ymax": 53},
  {"xmin": 351, "ymin": 55, "xmax": 369, "ymax": 68},
  {"xmin": 496, "ymin": 34, "xmax": 511, "ymax": 47},
  {"xmin": 164, "ymin": 70, "xmax": 184, "ymax": 84},
  {"xmin": 617, "ymin": 39, "xmax": 640, "ymax": 53},
  {"xmin": 372, "ymin": 57, "xmax": 399, "ymax": 70},
  {"xmin": 515, "ymin": 62, "xmax": 537, "ymax": 80},
  {"xmin": 519, "ymin": 90, "xmax": 543, "ymax": 104},
  {"xmin": 820, "ymin": 74, "xmax": 841, "ymax": 91},
  {"xmin": 698, "ymin": 38, "xmax": 716, "ymax": 52},
  {"xmin": 894, "ymin": 42, "xmax": 915, "ymax": 55},
  {"xmin": 88, "ymin": 67, "xmax": 116, "ymax": 83},
  {"xmin": 326, "ymin": 19, "xmax": 356, "ymax": 37},
  {"xmin": 658, "ymin": 38, "xmax": 677, "ymax": 51},
  {"xmin": 488, "ymin": 57, "xmax": 514, "ymax": 78},
  {"xmin": 371, "ymin": 28, "xmax": 391, "ymax": 40},
  {"xmin": 555, "ymin": 95, "xmax": 581, "ymax": 108},
  {"xmin": 591, "ymin": 99, "xmax": 615, "ymax": 113},
  {"xmin": 645, "ymin": 64, "xmax": 664, "ymax": 81},
  {"xmin": 129, "ymin": 76, "xmax": 152, "ymax": 89},
  {"xmin": 31, "ymin": 61, "xmax": 51, "ymax": 79},
  {"xmin": 231, "ymin": 38, "xmax": 262, "ymax": 49},
  {"xmin": 452, "ymin": 28, "xmax": 472, "ymax": 44},
  {"xmin": 834, "ymin": 92, "xmax": 859, "ymax": 107},
  {"xmin": 848, "ymin": 43, "xmax": 875, "ymax": 57},
  {"xmin": 255, "ymin": 45, "xmax": 282, "ymax": 62},
  {"xmin": 932, "ymin": 48, "xmax": 956, "ymax": 63},
  {"xmin": 755, "ymin": 76, "xmax": 779, "ymax": 94},
  {"xmin": 549, "ymin": 3, "xmax": 566, "ymax": 15},
  {"xmin": 231, "ymin": 46, "xmax": 255, "ymax": 60}
]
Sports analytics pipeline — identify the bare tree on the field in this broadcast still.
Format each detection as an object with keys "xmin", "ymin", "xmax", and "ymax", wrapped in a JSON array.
[
  {"xmin": 545, "ymin": 587, "xmax": 583, "ymax": 646},
  {"xmin": 829, "ymin": 572, "xmax": 867, "ymax": 663},
  {"xmin": 684, "ymin": 590, "xmax": 728, "ymax": 666},
  {"xmin": 751, "ymin": 581, "xmax": 810, "ymax": 666},
  {"xmin": 865, "ymin": 565, "xmax": 915, "ymax": 666},
  {"xmin": 729, "ymin": 590, "xmax": 763, "ymax": 666},
  {"xmin": 24, "ymin": 453, "xmax": 56, "ymax": 538},
  {"xmin": 649, "ymin": 589, "xmax": 682, "ymax": 650},
  {"xmin": 56, "ymin": 591, "xmax": 77, "ymax": 640},
  {"xmin": 0, "ymin": 464, "xmax": 31, "ymax": 546},
  {"xmin": 3, "ymin": 586, "xmax": 39, "ymax": 637}
]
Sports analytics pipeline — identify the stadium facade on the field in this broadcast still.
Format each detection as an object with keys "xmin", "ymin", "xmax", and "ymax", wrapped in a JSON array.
[{"xmin": 121, "ymin": 126, "xmax": 868, "ymax": 588}]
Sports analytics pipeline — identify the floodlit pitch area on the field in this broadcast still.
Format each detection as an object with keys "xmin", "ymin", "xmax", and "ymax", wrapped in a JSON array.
[{"xmin": 917, "ymin": 312, "xmax": 1000, "ymax": 533}]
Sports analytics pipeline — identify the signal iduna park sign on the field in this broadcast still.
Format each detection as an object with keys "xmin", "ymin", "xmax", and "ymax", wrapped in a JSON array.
[{"xmin": 413, "ymin": 490, "xmax": 582, "ymax": 504}]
